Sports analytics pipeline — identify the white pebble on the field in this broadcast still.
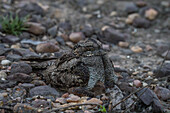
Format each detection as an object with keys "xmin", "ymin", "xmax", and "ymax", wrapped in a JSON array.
[{"xmin": 1, "ymin": 60, "xmax": 11, "ymax": 66}]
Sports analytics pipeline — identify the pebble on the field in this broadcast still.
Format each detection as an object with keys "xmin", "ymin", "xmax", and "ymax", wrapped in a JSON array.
[
  {"xmin": 1, "ymin": 59, "xmax": 11, "ymax": 66},
  {"xmin": 48, "ymin": 25, "xmax": 57, "ymax": 37},
  {"xmin": 69, "ymin": 32, "xmax": 85, "ymax": 43},
  {"xmin": 31, "ymin": 99, "xmax": 51, "ymax": 108},
  {"xmin": 55, "ymin": 97, "xmax": 67, "ymax": 104},
  {"xmin": 133, "ymin": 80, "xmax": 142, "ymax": 88},
  {"xmin": 146, "ymin": 45, "xmax": 153, "ymax": 51},
  {"xmin": 125, "ymin": 3, "xmax": 139, "ymax": 14},
  {"xmin": 26, "ymin": 22, "xmax": 46, "ymax": 35},
  {"xmin": 21, "ymin": 39, "xmax": 43, "ymax": 46},
  {"xmin": 66, "ymin": 94, "xmax": 80, "ymax": 103},
  {"xmin": 6, "ymin": 54, "xmax": 22, "ymax": 62},
  {"xmin": 82, "ymin": 25, "xmax": 94, "ymax": 37},
  {"xmin": 135, "ymin": 1, "xmax": 147, "ymax": 7},
  {"xmin": 126, "ymin": 13, "xmax": 140, "ymax": 24},
  {"xmin": 136, "ymin": 88, "xmax": 164, "ymax": 112},
  {"xmin": 20, "ymin": 83, "xmax": 35, "ymax": 89},
  {"xmin": 145, "ymin": 8, "xmax": 158, "ymax": 20},
  {"xmin": 7, "ymin": 73, "xmax": 32, "ymax": 83},
  {"xmin": 62, "ymin": 93, "xmax": 69, "ymax": 98},
  {"xmin": 118, "ymin": 41, "xmax": 129, "ymax": 48},
  {"xmin": 58, "ymin": 22, "xmax": 72, "ymax": 32},
  {"xmin": 133, "ymin": 17, "xmax": 150, "ymax": 28},
  {"xmin": 102, "ymin": 27, "xmax": 126, "ymax": 44},
  {"xmin": 19, "ymin": 2, "xmax": 44, "ymax": 17},
  {"xmin": 2, "ymin": 35, "xmax": 20, "ymax": 44},
  {"xmin": 29, "ymin": 85, "xmax": 60, "ymax": 97},
  {"xmin": 130, "ymin": 46, "xmax": 143, "ymax": 53},
  {"xmin": 0, "ymin": 71, "xmax": 7, "ymax": 79},
  {"xmin": 36, "ymin": 43, "xmax": 60, "ymax": 53},
  {"xmin": 66, "ymin": 41, "xmax": 74, "ymax": 48},
  {"xmin": 10, "ymin": 62, "xmax": 32, "ymax": 74},
  {"xmin": 13, "ymin": 48, "xmax": 40, "ymax": 59},
  {"xmin": 154, "ymin": 86, "xmax": 170, "ymax": 101}
]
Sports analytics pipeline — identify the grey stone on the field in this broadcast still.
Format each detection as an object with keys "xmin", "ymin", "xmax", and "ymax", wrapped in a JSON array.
[
  {"xmin": 7, "ymin": 73, "xmax": 32, "ymax": 83},
  {"xmin": 29, "ymin": 86, "xmax": 60, "ymax": 97},
  {"xmin": 10, "ymin": 62, "xmax": 32, "ymax": 74},
  {"xmin": 2, "ymin": 35, "xmax": 20, "ymax": 44},
  {"xmin": 48, "ymin": 26, "xmax": 57, "ymax": 37},
  {"xmin": 7, "ymin": 54, "xmax": 22, "ymax": 61},
  {"xmin": 102, "ymin": 28, "xmax": 126, "ymax": 44}
]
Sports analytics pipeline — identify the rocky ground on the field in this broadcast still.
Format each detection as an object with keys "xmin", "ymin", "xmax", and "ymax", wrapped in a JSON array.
[{"xmin": 0, "ymin": 0, "xmax": 170, "ymax": 113}]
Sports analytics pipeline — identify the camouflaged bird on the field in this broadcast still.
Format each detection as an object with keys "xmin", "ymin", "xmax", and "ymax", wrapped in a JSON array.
[{"xmin": 31, "ymin": 37, "xmax": 118, "ymax": 96}]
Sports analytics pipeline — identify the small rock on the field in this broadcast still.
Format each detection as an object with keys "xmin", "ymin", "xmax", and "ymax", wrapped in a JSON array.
[
  {"xmin": 102, "ymin": 44, "xmax": 110, "ymax": 50},
  {"xmin": 154, "ymin": 86, "xmax": 170, "ymax": 101},
  {"xmin": 133, "ymin": 17, "xmax": 150, "ymax": 28},
  {"xmin": 62, "ymin": 93, "xmax": 69, "ymax": 98},
  {"xmin": 20, "ymin": 83, "xmax": 35, "ymax": 89},
  {"xmin": 125, "ymin": 3, "xmax": 139, "ymax": 14},
  {"xmin": 48, "ymin": 26, "xmax": 57, "ymax": 37},
  {"xmin": 66, "ymin": 41, "xmax": 74, "ymax": 48},
  {"xmin": 146, "ymin": 45, "xmax": 153, "ymax": 51},
  {"xmin": 136, "ymin": 88, "xmax": 164, "ymax": 112},
  {"xmin": 118, "ymin": 41, "xmax": 129, "ymax": 48},
  {"xmin": 10, "ymin": 62, "xmax": 32, "ymax": 74},
  {"xmin": 7, "ymin": 73, "xmax": 32, "ymax": 83},
  {"xmin": 21, "ymin": 39, "xmax": 43, "ymax": 46},
  {"xmin": 58, "ymin": 22, "xmax": 72, "ymax": 32},
  {"xmin": 56, "ymin": 97, "xmax": 67, "ymax": 104},
  {"xmin": 31, "ymin": 99, "xmax": 51, "ymax": 108},
  {"xmin": 29, "ymin": 85, "xmax": 59, "ymax": 97},
  {"xmin": 131, "ymin": 46, "xmax": 143, "ymax": 53},
  {"xmin": 133, "ymin": 80, "xmax": 142, "ymax": 88},
  {"xmin": 66, "ymin": 94, "xmax": 80, "ymax": 103},
  {"xmin": 84, "ymin": 98, "xmax": 103, "ymax": 105},
  {"xmin": 69, "ymin": 32, "xmax": 85, "ymax": 43},
  {"xmin": 11, "ymin": 44, "xmax": 20, "ymax": 49},
  {"xmin": 2, "ymin": 35, "xmax": 20, "ymax": 44},
  {"xmin": 13, "ymin": 48, "xmax": 40, "ymax": 59},
  {"xmin": 126, "ymin": 13, "xmax": 140, "ymax": 24},
  {"xmin": 82, "ymin": 25, "xmax": 94, "ymax": 37},
  {"xmin": 56, "ymin": 37, "xmax": 65, "ymax": 45},
  {"xmin": 145, "ymin": 8, "xmax": 158, "ymax": 20},
  {"xmin": 36, "ymin": 43, "xmax": 59, "ymax": 53},
  {"xmin": 1, "ymin": 59, "xmax": 11, "ymax": 66},
  {"xmin": 6, "ymin": 54, "xmax": 22, "ymax": 62},
  {"xmin": 0, "ymin": 81, "xmax": 17, "ymax": 90},
  {"xmin": 135, "ymin": 1, "xmax": 147, "ymax": 7},
  {"xmin": 102, "ymin": 27, "xmax": 126, "ymax": 44},
  {"xmin": 26, "ymin": 22, "xmax": 46, "ymax": 35},
  {"xmin": 0, "ymin": 71, "xmax": 7, "ymax": 79},
  {"xmin": 18, "ymin": 2, "xmax": 44, "ymax": 17}
]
